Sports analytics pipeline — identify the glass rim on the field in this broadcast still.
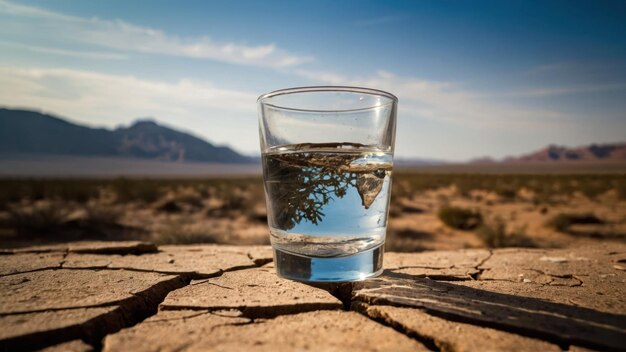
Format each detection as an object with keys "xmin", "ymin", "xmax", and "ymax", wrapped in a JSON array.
[{"xmin": 257, "ymin": 86, "xmax": 398, "ymax": 113}]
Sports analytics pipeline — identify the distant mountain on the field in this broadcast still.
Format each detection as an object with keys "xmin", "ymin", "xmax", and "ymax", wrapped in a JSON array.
[
  {"xmin": 504, "ymin": 143, "xmax": 626, "ymax": 162},
  {"xmin": 0, "ymin": 108, "xmax": 253, "ymax": 163}
]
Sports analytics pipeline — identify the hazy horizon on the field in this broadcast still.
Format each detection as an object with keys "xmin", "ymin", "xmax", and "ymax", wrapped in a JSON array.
[
  {"xmin": 2, "ymin": 105, "xmax": 625, "ymax": 163},
  {"xmin": 1, "ymin": 0, "xmax": 625, "ymax": 161}
]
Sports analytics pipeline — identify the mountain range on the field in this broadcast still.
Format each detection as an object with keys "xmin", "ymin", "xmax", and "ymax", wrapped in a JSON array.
[
  {"xmin": 504, "ymin": 143, "xmax": 626, "ymax": 162},
  {"xmin": 0, "ymin": 108, "xmax": 253, "ymax": 164},
  {"xmin": 1, "ymin": 108, "xmax": 624, "ymax": 166}
]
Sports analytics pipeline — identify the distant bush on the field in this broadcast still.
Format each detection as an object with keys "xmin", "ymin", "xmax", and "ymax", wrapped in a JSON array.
[
  {"xmin": 6, "ymin": 202, "xmax": 69, "ymax": 238},
  {"xmin": 174, "ymin": 188, "xmax": 204, "ymax": 208},
  {"xmin": 392, "ymin": 173, "xmax": 625, "ymax": 203},
  {"xmin": 112, "ymin": 178, "xmax": 164, "ymax": 203},
  {"xmin": 495, "ymin": 187, "xmax": 517, "ymax": 200},
  {"xmin": 0, "ymin": 174, "xmax": 622, "ymax": 210},
  {"xmin": 616, "ymin": 182, "xmax": 626, "ymax": 200},
  {"xmin": 437, "ymin": 206, "xmax": 483, "ymax": 230},
  {"xmin": 475, "ymin": 217, "xmax": 535, "ymax": 248},
  {"xmin": 0, "ymin": 179, "xmax": 100, "ymax": 207},
  {"xmin": 84, "ymin": 204, "xmax": 122, "ymax": 227},
  {"xmin": 546, "ymin": 212, "xmax": 603, "ymax": 232}
]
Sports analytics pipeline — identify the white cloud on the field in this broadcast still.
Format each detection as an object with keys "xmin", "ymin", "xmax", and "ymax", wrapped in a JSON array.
[
  {"xmin": 292, "ymin": 68, "xmax": 570, "ymax": 130},
  {"xmin": 0, "ymin": 41, "xmax": 128, "ymax": 60},
  {"xmin": 0, "ymin": 66, "xmax": 256, "ymax": 115},
  {"xmin": 0, "ymin": 0, "xmax": 312, "ymax": 68},
  {"xmin": 0, "ymin": 66, "xmax": 261, "ymax": 152},
  {"xmin": 489, "ymin": 83, "xmax": 626, "ymax": 98}
]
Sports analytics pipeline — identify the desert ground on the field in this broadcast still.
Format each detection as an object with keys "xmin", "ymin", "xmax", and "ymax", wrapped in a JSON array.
[{"xmin": 1, "ymin": 170, "xmax": 624, "ymax": 252}]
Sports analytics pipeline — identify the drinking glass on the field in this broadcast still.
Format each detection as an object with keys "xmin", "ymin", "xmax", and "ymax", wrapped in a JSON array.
[{"xmin": 257, "ymin": 86, "xmax": 397, "ymax": 282}]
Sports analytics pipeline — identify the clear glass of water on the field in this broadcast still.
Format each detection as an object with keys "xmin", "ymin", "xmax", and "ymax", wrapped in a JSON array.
[{"xmin": 258, "ymin": 86, "xmax": 397, "ymax": 282}]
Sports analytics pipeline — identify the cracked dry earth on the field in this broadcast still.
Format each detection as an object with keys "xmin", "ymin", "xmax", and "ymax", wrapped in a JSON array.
[{"xmin": 1, "ymin": 242, "xmax": 625, "ymax": 351}]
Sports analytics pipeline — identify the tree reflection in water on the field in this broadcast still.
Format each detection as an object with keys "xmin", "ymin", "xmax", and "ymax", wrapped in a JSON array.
[{"xmin": 263, "ymin": 151, "xmax": 386, "ymax": 231}]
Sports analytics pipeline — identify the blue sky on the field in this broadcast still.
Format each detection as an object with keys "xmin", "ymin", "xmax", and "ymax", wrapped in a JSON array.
[{"xmin": 0, "ymin": 0, "xmax": 625, "ymax": 161}]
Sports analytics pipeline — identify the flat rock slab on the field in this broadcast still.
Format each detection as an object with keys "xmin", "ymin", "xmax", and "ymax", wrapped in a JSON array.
[
  {"xmin": 352, "ymin": 276, "xmax": 626, "ymax": 351},
  {"xmin": 385, "ymin": 249, "xmax": 491, "ymax": 280},
  {"xmin": 3, "ymin": 241, "xmax": 157, "ymax": 255},
  {"xmin": 0, "ymin": 307, "xmax": 116, "ymax": 341},
  {"xmin": 353, "ymin": 243, "xmax": 626, "ymax": 351},
  {"xmin": 63, "ymin": 245, "xmax": 257, "ymax": 278},
  {"xmin": 0, "ymin": 266, "xmax": 188, "ymax": 350},
  {"xmin": 468, "ymin": 244, "xmax": 626, "ymax": 313},
  {"xmin": 0, "ymin": 269, "xmax": 181, "ymax": 314},
  {"xmin": 109, "ymin": 245, "xmax": 256, "ymax": 277},
  {"xmin": 385, "ymin": 249, "xmax": 491, "ymax": 270},
  {"xmin": 357, "ymin": 304, "xmax": 561, "ymax": 351},
  {"xmin": 0, "ymin": 252, "xmax": 64, "ymax": 276},
  {"xmin": 455, "ymin": 279, "xmax": 626, "ymax": 315},
  {"xmin": 104, "ymin": 310, "xmax": 427, "ymax": 351},
  {"xmin": 162, "ymin": 267, "xmax": 342, "ymax": 316}
]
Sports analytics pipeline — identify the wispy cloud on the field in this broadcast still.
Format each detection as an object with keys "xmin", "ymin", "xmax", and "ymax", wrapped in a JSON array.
[
  {"xmin": 0, "ymin": 66, "xmax": 256, "ymax": 116},
  {"xmin": 0, "ymin": 41, "xmax": 128, "ymax": 60},
  {"xmin": 488, "ymin": 82, "xmax": 626, "ymax": 98},
  {"xmin": 0, "ymin": 66, "xmax": 260, "ymax": 151},
  {"xmin": 292, "ymin": 68, "xmax": 569, "ymax": 130},
  {"xmin": 0, "ymin": 0, "xmax": 312, "ymax": 68}
]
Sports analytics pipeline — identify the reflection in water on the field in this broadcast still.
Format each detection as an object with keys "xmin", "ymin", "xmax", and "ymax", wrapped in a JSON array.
[{"xmin": 263, "ymin": 149, "xmax": 388, "ymax": 231}]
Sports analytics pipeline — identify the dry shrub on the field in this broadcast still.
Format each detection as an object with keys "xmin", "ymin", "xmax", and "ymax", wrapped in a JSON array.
[
  {"xmin": 84, "ymin": 204, "xmax": 122, "ymax": 227},
  {"xmin": 546, "ymin": 213, "xmax": 603, "ymax": 232},
  {"xmin": 475, "ymin": 217, "xmax": 535, "ymax": 248},
  {"xmin": 174, "ymin": 187, "xmax": 205, "ymax": 208},
  {"xmin": 112, "ymin": 178, "xmax": 163, "ymax": 203},
  {"xmin": 437, "ymin": 206, "xmax": 483, "ymax": 230},
  {"xmin": 6, "ymin": 202, "xmax": 69, "ymax": 238}
]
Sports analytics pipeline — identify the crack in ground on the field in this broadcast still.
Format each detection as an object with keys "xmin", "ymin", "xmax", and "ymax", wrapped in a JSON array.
[
  {"xmin": 58, "ymin": 249, "xmax": 69, "ymax": 267},
  {"xmin": 349, "ymin": 279, "xmax": 626, "ymax": 352},
  {"xmin": 385, "ymin": 270, "xmax": 478, "ymax": 282},
  {"xmin": 312, "ymin": 282, "xmax": 450, "ymax": 350},
  {"xmin": 5, "ymin": 246, "xmax": 601, "ymax": 351},
  {"xmin": 0, "ymin": 256, "xmax": 271, "ymax": 351},
  {"xmin": 351, "ymin": 302, "xmax": 441, "ymax": 351},
  {"xmin": 159, "ymin": 302, "xmax": 343, "ymax": 319},
  {"xmin": 394, "ymin": 265, "xmax": 453, "ymax": 270},
  {"xmin": 140, "ymin": 311, "xmax": 214, "ymax": 324},
  {"xmin": 470, "ymin": 249, "xmax": 493, "ymax": 280},
  {"xmin": 189, "ymin": 280, "xmax": 234, "ymax": 290},
  {"xmin": 320, "ymin": 254, "xmax": 602, "ymax": 352},
  {"xmin": 0, "ymin": 273, "xmax": 191, "ymax": 351},
  {"xmin": 0, "ymin": 266, "xmax": 64, "ymax": 278}
]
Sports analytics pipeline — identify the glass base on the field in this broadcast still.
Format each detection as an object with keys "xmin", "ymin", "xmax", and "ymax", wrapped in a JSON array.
[{"xmin": 273, "ymin": 244, "xmax": 384, "ymax": 282}]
